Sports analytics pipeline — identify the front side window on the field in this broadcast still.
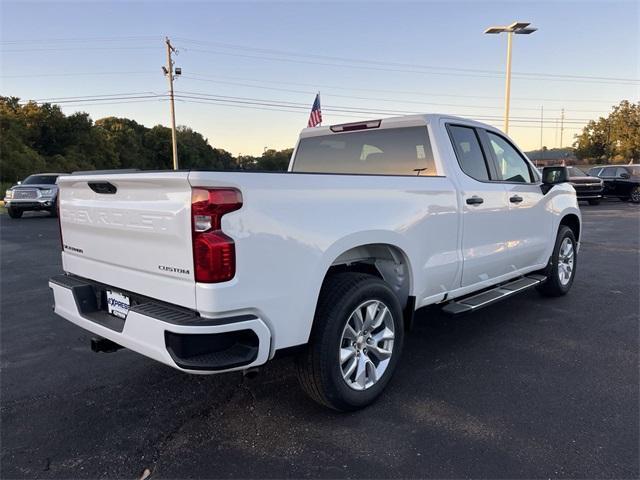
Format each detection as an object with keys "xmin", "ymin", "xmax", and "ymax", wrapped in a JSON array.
[
  {"xmin": 487, "ymin": 132, "xmax": 533, "ymax": 183},
  {"xmin": 600, "ymin": 167, "xmax": 617, "ymax": 177},
  {"xmin": 448, "ymin": 125, "xmax": 490, "ymax": 181},
  {"xmin": 292, "ymin": 126, "xmax": 436, "ymax": 176}
]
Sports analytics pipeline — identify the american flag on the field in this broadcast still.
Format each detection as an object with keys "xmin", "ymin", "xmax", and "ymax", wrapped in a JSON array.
[{"xmin": 307, "ymin": 93, "xmax": 322, "ymax": 127}]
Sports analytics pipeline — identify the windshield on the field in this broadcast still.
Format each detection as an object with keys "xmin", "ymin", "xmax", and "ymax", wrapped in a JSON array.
[
  {"xmin": 568, "ymin": 167, "xmax": 586, "ymax": 177},
  {"xmin": 22, "ymin": 175, "xmax": 58, "ymax": 185}
]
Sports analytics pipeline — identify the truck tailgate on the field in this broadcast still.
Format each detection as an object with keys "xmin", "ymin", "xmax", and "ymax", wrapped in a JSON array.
[{"xmin": 57, "ymin": 172, "xmax": 196, "ymax": 309}]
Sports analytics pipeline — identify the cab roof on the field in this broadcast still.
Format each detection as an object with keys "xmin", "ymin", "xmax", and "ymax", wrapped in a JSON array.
[{"xmin": 299, "ymin": 114, "xmax": 501, "ymax": 138}]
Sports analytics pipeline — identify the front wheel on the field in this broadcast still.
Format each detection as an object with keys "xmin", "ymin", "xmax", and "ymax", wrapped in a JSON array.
[
  {"xmin": 588, "ymin": 199, "xmax": 600, "ymax": 206},
  {"xmin": 537, "ymin": 226, "xmax": 577, "ymax": 297},
  {"xmin": 296, "ymin": 272, "xmax": 404, "ymax": 411},
  {"xmin": 7, "ymin": 207, "xmax": 23, "ymax": 219}
]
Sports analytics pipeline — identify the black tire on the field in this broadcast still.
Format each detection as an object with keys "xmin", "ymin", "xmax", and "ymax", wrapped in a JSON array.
[
  {"xmin": 296, "ymin": 272, "xmax": 404, "ymax": 411},
  {"xmin": 630, "ymin": 186, "xmax": 640, "ymax": 204},
  {"xmin": 537, "ymin": 226, "xmax": 577, "ymax": 297},
  {"xmin": 49, "ymin": 208, "xmax": 58, "ymax": 218},
  {"xmin": 7, "ymin": 207, "xmax": 23, "ymax": 219},
  {"xmin": 588, "ymin": 199, "xmax": 600, "ymax": 206}
]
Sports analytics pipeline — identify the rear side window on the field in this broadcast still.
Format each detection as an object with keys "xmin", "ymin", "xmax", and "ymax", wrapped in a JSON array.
[
  {"xmin": 292, "ymin": 126, "xmax": 436, "ymax": 176},
  {"xmin": 448, "ymin": 125, "xmax": 490, "ymax": 181},
  {"xmin": 615, "ymin": 167, "xmax": 630, "ymax": 178}
]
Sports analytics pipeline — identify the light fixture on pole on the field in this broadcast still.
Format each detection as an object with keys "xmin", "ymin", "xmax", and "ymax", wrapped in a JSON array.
[{"xmin": 484, "ymin": 21, "xmax": 537, "ymax": 134}]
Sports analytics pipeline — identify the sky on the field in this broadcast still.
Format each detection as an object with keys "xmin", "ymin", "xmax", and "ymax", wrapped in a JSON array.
[{"xmin": 1, "ymin": 0, "xmax": 638, "ymax": 156}]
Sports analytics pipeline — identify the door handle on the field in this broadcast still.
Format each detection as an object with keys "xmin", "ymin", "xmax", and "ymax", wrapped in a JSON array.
[
  {"xmin": 466, "ymin": 196, "xmax": 484, "ymax": 205},
  {"xmin": 509, "ymin": 195, "xmax": 523, "ymax": 203}
]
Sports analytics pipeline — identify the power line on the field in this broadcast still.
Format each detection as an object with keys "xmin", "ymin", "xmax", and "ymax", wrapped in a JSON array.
[
  {"xmin": 19, "ymin": 94, "xmax": 167, "ymax": 105},
  {"xmin": 182, "ymin": 47, "xmax": 638, "ymax": 86},
  {"xmin": 175, "ymin": 37, "xmax": 640, "ymax": 84},
  {"xmin": 24, "ymin": 92, "xmax": 162, "ymax": 102},
  {"xmin": 184, "ymin": 72, "xmax": 633, "ymax": 106},
  {"xmin": 0, "ymin": 35, "xmax": 160, "ymax": 44},
  {"xmin": 4, "ymin": 33, "xmax": 635, "ymax": 84},
  {"xmin": 0, "ymin": 71, "xmax": 153, "ymax": 78},
  {"xmin": 1, "ymin": 46, "xmax": 157, "ymax": 53},
  {"xmin": 56, "ymin": 98, "xmax": 168, "ymax": 108},
  {"xmin": 175, "ymin": 95, "xmax": 585, "ymax": 130},
  {"xmin": 173, "ymin": 92, "xmax": 590, "ymax": 126},
  {"xmin": 181, "ymin": 74, "xmax": 614, "ymax": 114}
]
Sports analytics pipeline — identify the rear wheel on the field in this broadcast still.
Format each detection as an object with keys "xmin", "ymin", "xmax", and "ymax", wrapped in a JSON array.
[
  {"xmin": 538, "ymin": 226, "xmax": 577, "ymax": 297},
  {"xmin": 296, "ymin": 272, "xmax": 404, "ymax": 411},
  {"xmin": 587, "ymin": 199, "xmax": 600, "ymax": 206},
  {"xmin": 7, "ymin": 207, "xmax": 23, "ymax": 219},
  {"xmin": 630, "ymin": 186, "xmax": 640, "ymax": 204}
]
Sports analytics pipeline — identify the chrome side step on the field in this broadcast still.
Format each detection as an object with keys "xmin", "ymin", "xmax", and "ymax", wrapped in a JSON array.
[{"xmin": 442, "ymin": 274, "xmax": 546, "ymax": 315}]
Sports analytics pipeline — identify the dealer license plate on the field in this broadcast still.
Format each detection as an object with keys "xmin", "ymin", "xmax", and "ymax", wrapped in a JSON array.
[{"xmin": 106, "ymin": 290, "xmax": 130, "ymax": 319}]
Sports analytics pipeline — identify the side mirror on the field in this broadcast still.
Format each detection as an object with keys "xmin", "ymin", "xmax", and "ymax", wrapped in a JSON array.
[
  {"xmin": 541, "ymin": 166, "xmax": 569, "ymax": 194},
  {"xmin": 619, "ymin": 172, "xmax": 630, "ymax": 179}
]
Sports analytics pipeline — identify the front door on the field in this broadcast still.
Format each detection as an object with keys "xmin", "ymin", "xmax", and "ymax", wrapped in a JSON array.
[
  {"xmin": 446, "ymin": 124, "xmax": 511, "ymax": 288},
  {"xmin": 599, "ymin": 166, "xmax": 617, "ymax": 195},
  {"xmin": 482, "ymin": 130, "xmax": 551, "ymax": 270}
]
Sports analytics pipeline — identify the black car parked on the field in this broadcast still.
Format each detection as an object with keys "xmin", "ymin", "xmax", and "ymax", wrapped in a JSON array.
[
  {"xmin": 567, "ymin": 166, "xmax": 604, "ymax": 205},
  {"xmin": 588, "ymin": 165, "xmax": 640, "ymax": 203}
]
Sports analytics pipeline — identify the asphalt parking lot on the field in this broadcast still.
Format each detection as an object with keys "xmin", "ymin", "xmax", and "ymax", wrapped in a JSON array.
[{"xmin": 1, "ymin": 202, "xmax": 638, "ymax": 479}]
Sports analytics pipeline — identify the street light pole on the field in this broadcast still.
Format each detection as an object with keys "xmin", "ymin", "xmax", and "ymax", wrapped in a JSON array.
[
  {"xmin": 504, "ymin": 31, "xmax": 513, "ymax": 134},
  {"xmin": 484, "ymin": 22, "xmax": 537, "ymax": 135}
]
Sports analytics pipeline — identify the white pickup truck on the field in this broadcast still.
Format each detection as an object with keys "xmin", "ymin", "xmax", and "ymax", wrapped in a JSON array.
[{"xmin": 50, "ymin": 114, "xmax": 580, "ymax": 411}]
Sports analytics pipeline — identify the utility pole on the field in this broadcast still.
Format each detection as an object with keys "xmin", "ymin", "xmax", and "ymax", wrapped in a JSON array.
[
  {"xmin": 559, "ymin": 108, "xmax": 565, "ymax": 148},
  {"xmin": 539, "ymin": 105, "xmax": 544, "ymax": 166},
  {"xmin": 163, "ymin": 37, "xmax": 180, "ymax": 170}
]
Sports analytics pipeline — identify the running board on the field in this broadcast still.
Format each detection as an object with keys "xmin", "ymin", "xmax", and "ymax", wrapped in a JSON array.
[{"xmin": 442, "ymin": 274, "xmax": 547, "ymax": 315}]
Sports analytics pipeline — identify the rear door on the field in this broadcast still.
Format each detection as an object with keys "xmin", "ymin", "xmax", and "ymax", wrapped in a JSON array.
[
  {"xmin": 482, "ymin": 130, "xmax": 551, "ymax": 270},
  {"xmin": 614, "ymin": 167, "xmax": 633, "ymax": 197},
  {"xmin": 446, "ymin": 124, "xmax": 511, "ymax": 287},
  {"xmin": 57, "ymin": 172, "xmax": 196, "ymax": 308}
]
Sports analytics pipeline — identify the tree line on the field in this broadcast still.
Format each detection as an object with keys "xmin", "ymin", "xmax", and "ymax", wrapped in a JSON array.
[
  {"xmin": 0, "ymin": 96, "xmax": 292, "ymax": 189},
  {"xmin": 573, "ymin": 100, "xmax": 639, "ymax": 163},
  {"xmin": 2, "ymin": 96, "xmax": 637, "ymax": 191}
]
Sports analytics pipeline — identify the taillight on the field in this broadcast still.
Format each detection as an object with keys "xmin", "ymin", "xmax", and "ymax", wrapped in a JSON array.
[{"xmin": 191, "ymin": 188, "xmax": 242, "ymax": 283}]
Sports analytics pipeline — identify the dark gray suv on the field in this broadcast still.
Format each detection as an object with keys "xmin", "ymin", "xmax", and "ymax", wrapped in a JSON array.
[{"xmin": 4, "ymin": 173, "xmax": 64, "ymax": 218}]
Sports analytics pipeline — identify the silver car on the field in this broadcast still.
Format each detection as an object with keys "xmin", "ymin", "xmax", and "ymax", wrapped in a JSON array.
[{"xmin": 4, "ymin": 173, "xmax": 64, "ymax": 219}]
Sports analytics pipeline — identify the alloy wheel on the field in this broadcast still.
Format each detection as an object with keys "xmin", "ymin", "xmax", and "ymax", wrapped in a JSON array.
[{"xmin": 339, "ymin": 299, "xmax": 395, "ymax": 391}]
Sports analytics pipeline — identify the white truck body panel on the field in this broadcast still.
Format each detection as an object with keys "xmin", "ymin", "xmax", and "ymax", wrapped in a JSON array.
[{"xmin": 50, "ymin": 113, "xmax": 581, "ymax": 374}]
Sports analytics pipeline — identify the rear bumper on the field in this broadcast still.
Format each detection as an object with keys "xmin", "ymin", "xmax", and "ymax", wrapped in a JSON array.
[{"xmin": 49, "ymin": 274, "xmax": 271, "ymax": 374}]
